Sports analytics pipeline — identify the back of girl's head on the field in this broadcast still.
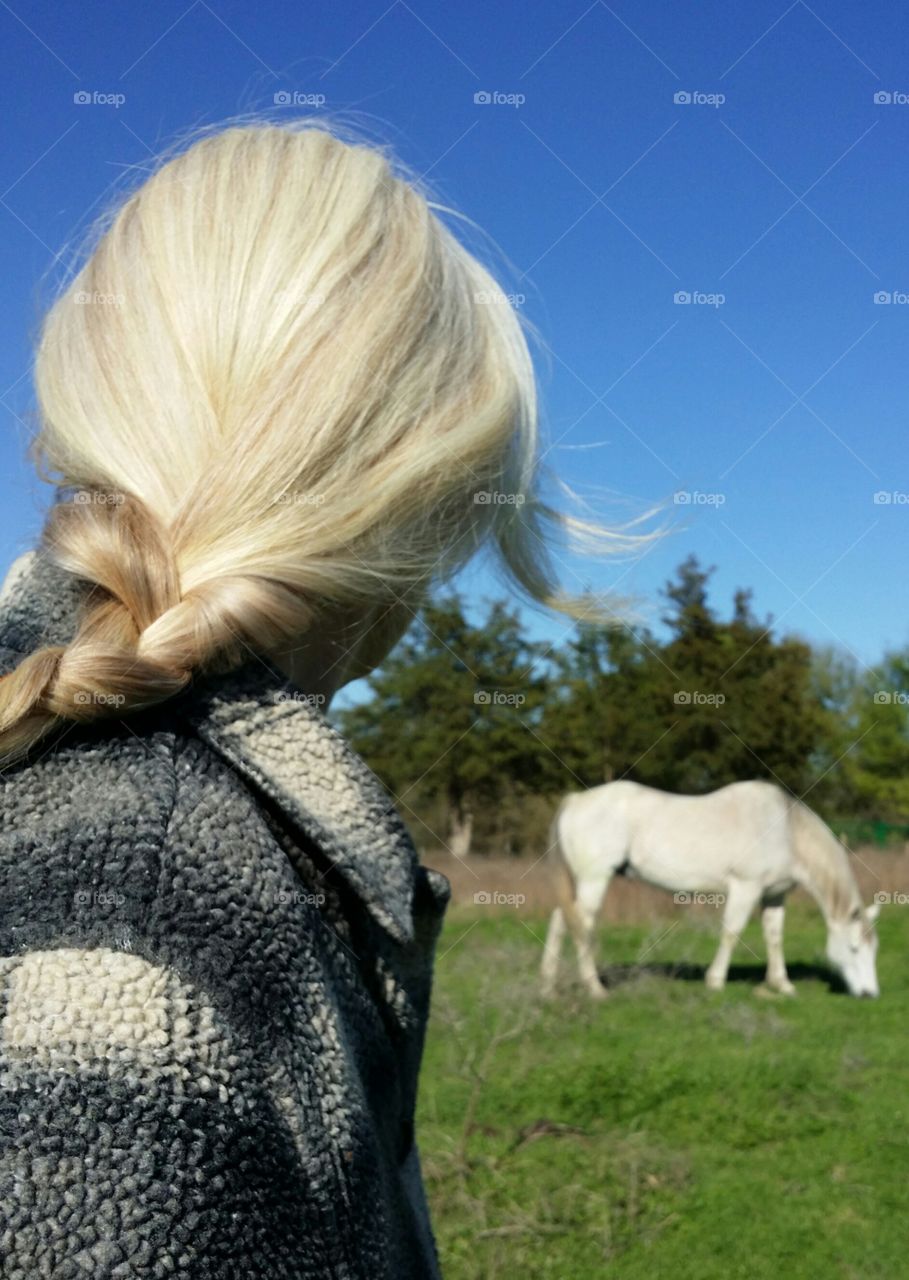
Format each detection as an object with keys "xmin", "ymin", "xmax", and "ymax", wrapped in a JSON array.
[{"xmin": 0, "ymin": 120, "xmax": 621, "ymax": 765}]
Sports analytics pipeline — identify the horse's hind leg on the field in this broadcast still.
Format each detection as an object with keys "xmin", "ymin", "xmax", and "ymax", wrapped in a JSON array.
[
  {"xmin": 705, "ymin": 879, "xmax": 762, "ymax": 992},
  {"xmin": 761, "ymin": 896, "xmax": 795, "ymax": 995},
  {"xmin": 566, "ymin": 875, "xmax": 612, "ymax": 1000}
]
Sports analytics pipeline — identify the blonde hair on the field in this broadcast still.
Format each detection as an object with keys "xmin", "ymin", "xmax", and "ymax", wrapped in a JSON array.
[{"xmin": 0, "ymin": 120, "xmax": 631, "ymax": 765}]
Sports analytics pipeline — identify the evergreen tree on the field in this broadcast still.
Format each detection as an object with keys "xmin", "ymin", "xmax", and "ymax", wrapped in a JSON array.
[
  {"xmin": 336, "ymin": 595, "xmax": 550, "ymax": 856},
  {"xmin": 843, "ymin": 650, "xmax": 909, "ymax": 820},
  {"xmin": 334, "ymin": 562, "xmax": 907, "ymax": 856}
]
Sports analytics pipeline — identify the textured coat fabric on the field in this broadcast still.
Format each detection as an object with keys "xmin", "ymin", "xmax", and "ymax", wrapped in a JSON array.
[{"xmin": 0, "ymin": 553, "xmax": 449, "ymax": 1279}]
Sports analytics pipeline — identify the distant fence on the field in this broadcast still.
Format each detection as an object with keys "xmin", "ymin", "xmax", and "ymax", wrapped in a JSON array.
[{"xmin": 836, "ymin": 819, "xmax": 909, "ymax": 849}]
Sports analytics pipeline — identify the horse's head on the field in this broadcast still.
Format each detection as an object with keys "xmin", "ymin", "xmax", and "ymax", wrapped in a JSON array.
[{"xmin": 826, "ymin": 903, "xmax": 880, "ymax": 997}]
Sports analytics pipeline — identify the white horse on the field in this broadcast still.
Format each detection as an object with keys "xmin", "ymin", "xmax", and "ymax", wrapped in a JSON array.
[{"xmin": 540, "ymin": 779, "xmax": 880, "ymax": 999}]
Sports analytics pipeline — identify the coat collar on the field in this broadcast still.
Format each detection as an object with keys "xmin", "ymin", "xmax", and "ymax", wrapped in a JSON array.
[{"xmin": 0, "ymin": 550, "xmax": 419, "ymax": 943}]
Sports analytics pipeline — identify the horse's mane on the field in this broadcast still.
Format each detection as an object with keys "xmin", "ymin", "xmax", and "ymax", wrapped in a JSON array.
[{"xmin": 787, "ymin": 799, "xmax": 861, "ymax": 921}]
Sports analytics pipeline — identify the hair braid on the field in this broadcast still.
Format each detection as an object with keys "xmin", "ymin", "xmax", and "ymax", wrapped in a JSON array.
[{"xmin": 0, "ymin": 491, "xmax": 310, "ymax": 765}]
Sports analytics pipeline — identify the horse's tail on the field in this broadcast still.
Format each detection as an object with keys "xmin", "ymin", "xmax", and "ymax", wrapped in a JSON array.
[
  {"xmin": 547, "ymin": 796, "xmax": 579, "ymax": 908},
  {"xmin": 541, "ymin": 797, "xmax": 582, "ymax": 993}
]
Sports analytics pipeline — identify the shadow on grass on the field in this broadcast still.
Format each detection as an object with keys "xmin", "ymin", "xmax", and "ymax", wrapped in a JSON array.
[{"xmin": 599, "ymin": 960, "xmax": 849, "ymax": 995}]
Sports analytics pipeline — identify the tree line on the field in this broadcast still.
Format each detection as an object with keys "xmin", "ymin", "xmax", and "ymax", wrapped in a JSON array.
[{"xmin": 336, "ymin": 556, "xmax": 909, "ymax": 858}]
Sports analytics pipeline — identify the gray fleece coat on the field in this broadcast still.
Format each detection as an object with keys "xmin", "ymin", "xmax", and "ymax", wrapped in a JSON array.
[{"xmin": 0, "ymin": 553, "xmax": 449, "ymax": 1279}]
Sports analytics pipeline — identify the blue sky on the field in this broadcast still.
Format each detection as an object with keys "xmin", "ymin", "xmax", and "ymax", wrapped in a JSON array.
[{"xmin": 0, "ymin": 0, "xmax": 906, "ymax": 675}]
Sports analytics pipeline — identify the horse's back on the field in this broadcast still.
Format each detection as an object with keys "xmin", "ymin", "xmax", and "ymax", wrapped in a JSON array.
[
  {"xmin": 558, "ymin": 779, "xmax": 794, "ymax": 890},
  {"xmin": 630, "ymin": 780, "xmax": 793, "ymax": 884}
]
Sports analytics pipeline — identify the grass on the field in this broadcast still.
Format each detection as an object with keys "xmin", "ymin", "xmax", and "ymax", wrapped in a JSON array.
[{"xmin": 417, "ymin": 900, "xmax": 909, "ymax": 1279}]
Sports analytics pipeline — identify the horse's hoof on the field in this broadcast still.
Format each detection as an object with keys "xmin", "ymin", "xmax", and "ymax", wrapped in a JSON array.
[
  {"xmin": 588, "ymin": 984, "xmax": 610, "ymax": 1001},
  {"xmin": 704, "ymin": 977, "xmax": 725, "ymax": 992},
  {"xmin": 755, "ymin": 982, "xmax": 796, "ymax": 999}
]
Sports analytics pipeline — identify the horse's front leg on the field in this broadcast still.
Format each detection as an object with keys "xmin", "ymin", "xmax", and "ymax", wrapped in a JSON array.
[
  {"xmin": 705, "ymin": 879, "xmax": 762, "ymax": 991},
  {"xmin": 761, "ymin": 897, "xmax": 796, "ymax": 995}
]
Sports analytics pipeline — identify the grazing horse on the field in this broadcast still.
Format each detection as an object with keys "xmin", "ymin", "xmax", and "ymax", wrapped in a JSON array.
[{"xmin": 540, "ymin": 779, "xmax": 880, "ymax": 999}]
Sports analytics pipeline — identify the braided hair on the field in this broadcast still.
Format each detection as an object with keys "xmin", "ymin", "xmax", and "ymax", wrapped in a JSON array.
[{"xmin": 0, "ymin": 491, "xmax": 308, "ymax": 762}]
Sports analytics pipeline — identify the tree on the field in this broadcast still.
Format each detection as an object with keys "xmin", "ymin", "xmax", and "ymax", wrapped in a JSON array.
[
  {"xmin": 538, "ymin": 621, "xmax": 664, "ymax": 789},
  {"xmin": 334, "ymin": 562, "xmax": 908, "ymax": 858},
  {"xmin": 541, "ymin": 556, "xmax": 823, "ymax": 798},
  {"xmin": 336, "ymin": 595, "xmax": 550, "ymax": 857},
  {"xmin": 843, "ymin": 650, "xmax": 909, "ymax": 820}
]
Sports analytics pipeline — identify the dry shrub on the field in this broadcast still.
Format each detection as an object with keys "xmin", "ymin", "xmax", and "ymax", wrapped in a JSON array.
[{"xmin": 424, "ymin": 844, "xmax": 909, "ymax": 923}]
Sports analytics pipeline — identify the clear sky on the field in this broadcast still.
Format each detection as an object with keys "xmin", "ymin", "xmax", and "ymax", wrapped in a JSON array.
[{"xmin": 0, "ymin": 0, "xmax": 906, "ymax": 673}]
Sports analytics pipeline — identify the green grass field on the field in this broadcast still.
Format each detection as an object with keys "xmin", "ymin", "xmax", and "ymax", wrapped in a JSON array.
[{"xmin": 418, "ymin": 902, "xmax": 909, "ymax": 1279}]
